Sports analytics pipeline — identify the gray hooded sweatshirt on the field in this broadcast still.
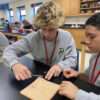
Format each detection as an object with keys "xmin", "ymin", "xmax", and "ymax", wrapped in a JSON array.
[
  {"xmin": 3, "ymin": 29, "xmax": 77, "ymax": 70},
  {"xmin": 75, "ymin": 53, "xmax": 100, "ymax": 100}
]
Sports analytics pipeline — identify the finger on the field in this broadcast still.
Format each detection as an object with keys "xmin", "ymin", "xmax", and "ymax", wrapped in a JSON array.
[
  {"xmin": 54, "ymin": 73, "xmax": 59, "ymax": 77},
  {"xmin": 63, "ymin": 70, "xmax": 71, "ymax": 75},
  {"xmin": 60, "ymin": 85, "xmax": 68, "ymax": 92},
  {"xmin": 57, "ymin": 70, "xmax": 61, "ymax": 76},
  {"xmin": 60, "ymin": 84, "xmax": 66, "ymax": 88},
  {"xmin": 24, "ymin": 68, "xmax": 32, "ymax": 78},
  {"xmin": 62, "ymin": 81, "xmax": 69, "ymax": 84},
  {"xmin": 54, "ymin": 71, "xmax": 60, "ymax": 77},
  {"xmin": 19, "ymin": 73, "xmax": 27, "ymax": 80},
  {"xmin": 59, "ymin": 90, "xmax": 62, "ymax": 94},
  {"xmin": 15, "ymin": 74, "xmax": 20, "ymax": 81},
  {"xmin": 59, "ymin": 89, "xmax": 65, "ymax": 95},
  {"xmin": 65, "ymin": 75, "xmax": 72, "ymax": 78},
  {"xmin": 60, "ymin": 81, "xmax": 68, "ymax": 88},
  {"xmin": 63, "ymin": 71, "xmax": 73, "ymax": 78},
  {"xmin": 45, "ymin": 69, "xmax": 55, "ymax": 80},
  {"xmin": 54, "ymin": 70, "xmax": 58, "ymax": 77},
  {"xmin": 45, "ymin": 72, "xmax": 53, "ymax": 80},
  {"xmin": 20, "ymin": 71, "xmax": 29, "ymax": 80},
  {"xmin": 14, "ymin": 70, "xmax": 21, "ymax": 81}
]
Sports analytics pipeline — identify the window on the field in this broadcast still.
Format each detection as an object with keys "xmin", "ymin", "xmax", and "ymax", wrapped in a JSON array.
[
  {"xmin": 31, "ymin": 3, "xmax": 42, "ymax": 16},
  {"xmin": 20, "ymin": 9, "xmax": 26, "ymax": 16},
  {"xmin": 18, "ymin": 6, "xmax": 26, "ymax": 21},
  {"xmin": 9, "ymin": 9, "xmax": 14, "ymax": 22}
]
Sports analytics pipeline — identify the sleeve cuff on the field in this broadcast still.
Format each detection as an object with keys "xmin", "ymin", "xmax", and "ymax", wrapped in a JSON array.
[
  {"xmin": 58, "ymin": 62, "xmax": 71, "ymax": 70},
  {"xmin": 75, "ymin": 89, "xmax": 89, "ymax": 100},
  {"xmin": 57, "ymin": 63, "xmax": 65, "ymax": 70},
  {"xmin": 9, "ymin": 60, "xmax": 19, "ymax": 68}
]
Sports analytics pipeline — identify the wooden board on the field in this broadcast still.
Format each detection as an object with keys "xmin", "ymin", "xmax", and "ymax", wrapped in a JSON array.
[{"xmin": 20, "ymin": 77, "xmax": 60, "ymax": 100}]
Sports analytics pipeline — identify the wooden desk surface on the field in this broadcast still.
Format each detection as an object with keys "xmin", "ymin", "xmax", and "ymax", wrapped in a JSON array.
[{"xmin": 3, "ymin": 32, "xmax": 26, "ymax": 37}]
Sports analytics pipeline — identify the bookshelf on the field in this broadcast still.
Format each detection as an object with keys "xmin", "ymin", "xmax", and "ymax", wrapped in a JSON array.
[{"xmin": 80, "ymin": 0, "xmax": 100, "ymax": 14}]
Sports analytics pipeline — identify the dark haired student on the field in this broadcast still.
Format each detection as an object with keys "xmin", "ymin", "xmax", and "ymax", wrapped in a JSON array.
[{"xmin": 59, "ymin": 13, "xmax": 100, "ymax": 100}]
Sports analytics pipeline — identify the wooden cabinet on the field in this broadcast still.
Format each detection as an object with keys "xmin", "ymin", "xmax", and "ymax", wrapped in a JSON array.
[
  {"xmin": 80, "ymin": 0, "xmax": 100, "ymax": 15},
  {"xmin": 69, "ymin": 0, "xmax": 80, "ymax": 16},
  {"xmin": 55, "ymin": 0, "xmax": 80, "ymax": 16},
  {"xmin": 55, "ymin": 0, "xmax": 100, "ymax": 16},
  {"xmin": 64, "ymin": 28, "xmax": 85, "ymax": 49},
  {"xmin": 64, "ymin": 28, "xmax": 86, "ymax": 72}
]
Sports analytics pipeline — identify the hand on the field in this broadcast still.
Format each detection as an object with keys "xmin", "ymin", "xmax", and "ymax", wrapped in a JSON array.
[
  {"xmin": 63, "ymin": 69, "xmax": 79, "ymax": 78},
  {"xmin": 45, "ymin": 64, "xmax": 62, "ymax": 80},
  {"xmin": 12, "ymin": 63, "xmax": 32, "ymax": 81},
  {"xmin": 59, "ymin": 81, "xmax": 79, "ymax": 99}
]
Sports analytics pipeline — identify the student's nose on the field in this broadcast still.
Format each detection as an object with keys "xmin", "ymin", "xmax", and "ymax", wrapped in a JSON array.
[{"xmin": 81, "ymin": 37, "xmax": 90, "ymax": 45}]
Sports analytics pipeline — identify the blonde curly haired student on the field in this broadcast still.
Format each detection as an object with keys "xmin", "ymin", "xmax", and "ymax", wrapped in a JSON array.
[{"xmin": 3, "ymin": 0, "xmax": 77, "ymax": 81}]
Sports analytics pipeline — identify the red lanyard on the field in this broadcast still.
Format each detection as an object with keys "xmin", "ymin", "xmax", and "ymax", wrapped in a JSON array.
[
  {"xmin": 90, "ymin": 54, "xmax": 100, "ymax": 84},
  {"xmin": 43, "ymin": 34, "xmax": 57, "ymax": 65}
]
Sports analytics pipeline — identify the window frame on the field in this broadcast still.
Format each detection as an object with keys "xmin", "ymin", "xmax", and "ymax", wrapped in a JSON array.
[
  {"xmin": 31, "ymin": 2, "xmax": 42, "ymax": 16},
  {"xmin": 17, "ymin": 6, "xmax": 26, "ymax": 21},
  {"xmin": 9, "ymin": 8, "xmax": 14, "ymax": 22}
]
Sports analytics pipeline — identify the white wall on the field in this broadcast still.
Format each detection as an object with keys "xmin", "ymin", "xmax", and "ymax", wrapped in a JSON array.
[
  {"xmin": 65, "ymin": 16, "xmax": 90, "ymax": 25},
  {"xmin": 9, "ymin": 0, "xmax": 44, "ymax": 22},
  {"xmin": 8, "ymin": 0, "xmax": 90, "ymax": 24}
]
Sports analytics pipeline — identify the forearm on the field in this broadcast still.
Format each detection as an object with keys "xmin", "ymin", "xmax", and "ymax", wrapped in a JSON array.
[
  {"xmin": 58, "ymin": 56, "xmax": 77, "ymax": 70},
  {"xmin": 75, "ymin": 89, "xmax": 100, "ymax": 100},
  {"xmin": 58, "ymin": 39, "xmax": 77, "ymax": 70},
  {"xmin": 3, "ymin": 46, "xmax": 21, "ymax": 68},
  {"xmin": 3, "ymin": 38, "xmax": 32, "ymax": 68}
]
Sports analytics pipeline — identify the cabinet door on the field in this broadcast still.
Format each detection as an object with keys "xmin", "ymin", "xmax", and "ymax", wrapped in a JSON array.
[
  {"xmin": 69, "ymin": 0, "xmax": 80, "ymax": 16},
  {"xmin": 55, "ymin": 0, "xmax": 70, "ymax": 16},
  {"xmin": 65, "ymin": 29, "xmax": 85, "ymax": 49},
  {"xmin": 55, "ymin": 0, "xmax": 80, "ymax": 16}
]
